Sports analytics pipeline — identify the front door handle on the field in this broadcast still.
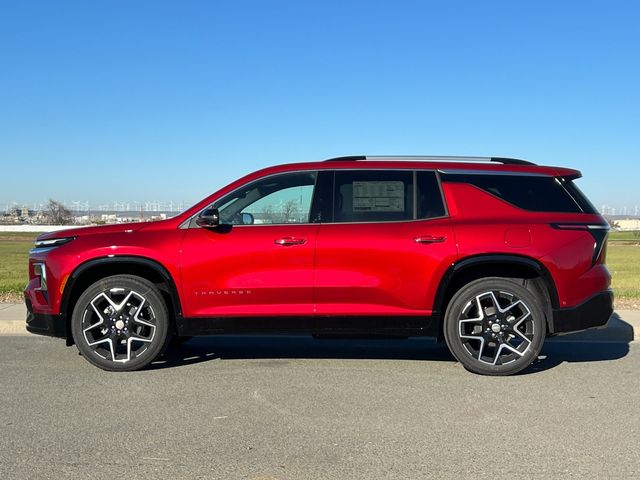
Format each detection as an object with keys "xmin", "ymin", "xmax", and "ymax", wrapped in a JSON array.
[
  {"xmin": 414, "ymin": 235, "xmax": 447, "ymax": 244},
  {"xmin": 274, "ymin": 237, "xmax": 307, "ymax": 246}
]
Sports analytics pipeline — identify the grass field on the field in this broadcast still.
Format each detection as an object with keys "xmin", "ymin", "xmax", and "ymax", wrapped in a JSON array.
[
  {"xmin": 609, "ymin": 231, "xmax": 640, "ymax": 243},
  {"xmin": 606, "ymin": 244, "xmax": 640, "ymax": 308},
  {"xmin": 1, "ymin": 231, "xmax": 638, "ymax": 307},
  {"xmin": 0, "ymin": 233, "xmax": 38, "ymax": 302}
]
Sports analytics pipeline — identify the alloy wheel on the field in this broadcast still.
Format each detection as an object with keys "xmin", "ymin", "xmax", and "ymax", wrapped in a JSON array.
[
  {"xmin": 81, "ymin": 287, "xmax": 157, "ymax": 363},
  {"xmin": 457, "ymin": 290, "xmax": 534, "ymax": 366}
]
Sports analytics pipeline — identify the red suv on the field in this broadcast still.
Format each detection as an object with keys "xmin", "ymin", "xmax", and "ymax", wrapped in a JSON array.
[{"xmin": 25, "ymin": 156, "xmax": 613, "ymax": 375}]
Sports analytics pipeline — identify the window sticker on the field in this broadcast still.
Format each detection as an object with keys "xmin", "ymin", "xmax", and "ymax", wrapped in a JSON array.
[{"xmin": 352, "ymin": 181, "xmax": 405, "ymax": 212}]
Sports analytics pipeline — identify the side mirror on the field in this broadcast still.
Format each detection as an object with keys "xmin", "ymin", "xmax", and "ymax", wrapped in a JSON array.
[
  {"xmin": 241, "ymin": 212, "xmax": 254, "ymax": 225},
  {"xmin": 196, "ymin": 208, "xmax": 220, "ymax": 228}
]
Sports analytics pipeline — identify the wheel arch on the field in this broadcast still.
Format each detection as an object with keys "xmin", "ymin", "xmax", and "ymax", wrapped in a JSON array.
[
  {"xmin": 433, "ymin": 254, "xmax": 559, "ymax": 335},
  {"xmin": 61, "ymin": 256, "xmax": 183, "ymax": 345}
]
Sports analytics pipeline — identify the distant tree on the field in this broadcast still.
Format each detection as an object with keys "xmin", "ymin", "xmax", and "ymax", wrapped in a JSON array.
[
  {"xmin": 261, "ymin": 205, "xmax": 277, "ymax": 224},
  {"xmin": 45, "ymin": 199, "xmax": 73, "ymax": 225},
  {"xmin": 260, "ymin": 200, "xmax": 300, "ymax": 224},
  {"xmin": 606, "ymin": 217, "xmax": 620, "ymax": 230},
  {"xmin": 281, "ymin": 199, "xmax": 299, "ymax": 223}
]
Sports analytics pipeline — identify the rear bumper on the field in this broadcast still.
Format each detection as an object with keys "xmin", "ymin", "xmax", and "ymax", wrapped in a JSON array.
[
  {"xmin": 25, "ymin": 298, "xmax": 66, "ymax": 339},
  {"xmin": 549, "ymin": 290, "xmax": 614, "ymax": 334}
]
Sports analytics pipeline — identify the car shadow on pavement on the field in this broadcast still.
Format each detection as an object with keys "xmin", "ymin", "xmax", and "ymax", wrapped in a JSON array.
[
  {"xmin": 525, "ymin": 312, "xmax": 634, "ymax": 374},
  {"xmin": 525, "ymin": 341, "xmax": 630, "ymax": 374},
  {"xmin": 149, "ymin": 313, "xmax": 634, "ymax": 374},
  {"xmin": 149, "ymin": 336, "xmax": 456, "ymax": 370}
]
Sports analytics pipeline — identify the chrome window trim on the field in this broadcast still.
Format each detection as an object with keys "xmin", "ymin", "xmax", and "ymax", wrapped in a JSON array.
[
  {"xmin": 306, "ymin": 215, "xmax": 450, "ymax": 226},
  {"xmin": 439, "ymin": 169, "xmax": 549, "ymax": 177}
]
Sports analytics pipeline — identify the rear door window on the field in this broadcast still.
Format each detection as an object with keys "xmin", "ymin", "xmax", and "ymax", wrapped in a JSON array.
[
  {"xmin": 333, "ymin": 170, "xmax": 414, "ymax": 222},
  {"xmin": 330, "ymin": 170, "xmax": 446, "ymax": 223}
]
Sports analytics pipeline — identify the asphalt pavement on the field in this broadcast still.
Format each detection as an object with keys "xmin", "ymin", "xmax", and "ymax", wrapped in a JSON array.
[{"xmin": 0, "ymin": 323, "xmax": 639, "ymax": 479}]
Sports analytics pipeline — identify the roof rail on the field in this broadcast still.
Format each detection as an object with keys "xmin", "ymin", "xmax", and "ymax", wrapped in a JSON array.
[
  {"xmin": 323, "ymin": 155, "xmax": 536, "ymax": 166},
  {"xmin": 324, "ymin": 155, "xmax": 367, "ymax": 162},
  {"xmin": 489, "ymin": 157, "xmax": 536, "ymax": 166}
]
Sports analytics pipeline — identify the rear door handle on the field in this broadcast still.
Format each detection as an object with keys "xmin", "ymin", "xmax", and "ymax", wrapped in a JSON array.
[
  {"xmin": 274, "ymin": 237, "xmax": 307, "ymax": 246},
  {"xmin": 414, "ymin": 235, "xmax": 447, "ymax": 244}
]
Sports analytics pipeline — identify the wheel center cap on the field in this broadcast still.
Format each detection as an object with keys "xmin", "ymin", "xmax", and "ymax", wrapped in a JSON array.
[
  {"xmin": 491, "ymin": 323, "xmax": 501, "ymax": 333},
  {"xmin": 115, "ymin": 320, "xmax": 125, "ymax": 330}
]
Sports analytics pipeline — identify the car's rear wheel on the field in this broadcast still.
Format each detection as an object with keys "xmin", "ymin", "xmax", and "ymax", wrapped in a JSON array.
[
  {"xmin": 71, "ymin": 275, "xmax": 171, "ymax": 371},
  {"xmin": 443, "ymin": 277, "xmax": 546, "ymax": 376}
]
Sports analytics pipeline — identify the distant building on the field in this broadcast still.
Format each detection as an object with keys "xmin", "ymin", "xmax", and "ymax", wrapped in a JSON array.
[
  {"xmin": 617, "ymin": 218, "xmax": 640, "ymax": 231},
  {"xmin": 2, "ymin": 206, "xmax": 36, "ymax": 223},
  {"xmin": 100, "ymin": 214, "xmax": 117, "ymax": 222}
]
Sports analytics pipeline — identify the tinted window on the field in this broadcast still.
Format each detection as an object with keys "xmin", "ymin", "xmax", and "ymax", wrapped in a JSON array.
[
  {"xmin": 442, "ymin": 173, "xmax": 582, "ymax": 213},
  {"xmin": 417, "ymin": 171, "xmax": 446, "ymax": 219},
  {"xmin": 333, "ymin": 170, "xmax": 413, "ymax": 222},
  {"xmin": 562, "ymin": 179, "xmax": 597, "ymax": 214}
]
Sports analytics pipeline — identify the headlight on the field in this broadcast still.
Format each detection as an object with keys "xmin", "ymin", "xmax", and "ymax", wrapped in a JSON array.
[{"xmin": 33, "ymin": 236, "xmax": 76, "ymax": 249}]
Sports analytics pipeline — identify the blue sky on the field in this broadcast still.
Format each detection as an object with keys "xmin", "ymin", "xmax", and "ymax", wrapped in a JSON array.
[{"xmin": 1, "ymin": 0, "xmax": 638, "ymax": 213}]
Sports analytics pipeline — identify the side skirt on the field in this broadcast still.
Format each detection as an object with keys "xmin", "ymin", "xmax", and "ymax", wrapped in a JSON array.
[{"xmin": 177, "ymin": 315, "xmax": 440, "ymax": 338}]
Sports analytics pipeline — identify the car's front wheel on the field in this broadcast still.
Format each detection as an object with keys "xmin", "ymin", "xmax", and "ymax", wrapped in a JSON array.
[
  {"xmin": 71, "ymin": 275, "xmax": 171, "ymax": 371},
  {"xmin": 443, "ymin": 277, "xmax": 546, "ymax": 376}
]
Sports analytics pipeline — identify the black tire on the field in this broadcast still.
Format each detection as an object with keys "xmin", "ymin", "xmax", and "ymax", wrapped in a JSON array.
[
  {"xmin": 71, "ymin": 275, "xmax": 171, "ymax": 371},
  {"xmin": 443, "ymin": 277, "xmax": 546, "ymax": 376}
]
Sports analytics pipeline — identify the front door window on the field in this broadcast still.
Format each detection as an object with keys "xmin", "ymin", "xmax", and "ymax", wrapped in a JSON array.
[{"xmin": 216, "ymin": 172, "xmax": 317, "ymax": 225}]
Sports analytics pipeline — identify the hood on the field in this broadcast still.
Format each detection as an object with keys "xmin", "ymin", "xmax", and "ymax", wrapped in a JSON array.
[{"xmin": 36, "ymin": 222, "xmax": 150, "ymax": 241}]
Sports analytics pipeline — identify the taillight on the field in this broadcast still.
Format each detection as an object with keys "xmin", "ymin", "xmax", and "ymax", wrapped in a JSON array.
[{"xmin": 550, "ymin": 223, "xmax": 609, "ymax": 266}]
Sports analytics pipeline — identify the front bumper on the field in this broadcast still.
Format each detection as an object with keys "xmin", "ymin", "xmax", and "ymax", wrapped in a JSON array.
[
  {"xmin": 25, "ymin": 297, "xmax": 66, "ymax": 339},
  {"xmin": 549, "ymin": 290, "xmax": 614, "ymax": 334}
]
